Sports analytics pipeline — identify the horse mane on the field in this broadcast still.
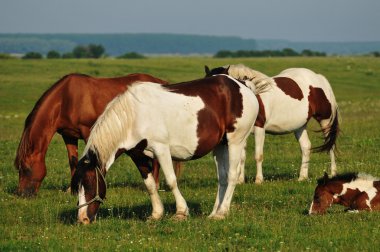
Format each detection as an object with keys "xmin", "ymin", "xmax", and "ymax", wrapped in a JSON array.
[
  {"xmin": 14, "ymin": 74, "xmax": 87, "ymax": 170},
  {"xmin": 317, "ymin": 172, "xmax": 379, "ymax": 185},
  {"xmin": 225, "ymin": 64, "xmax": 272, "ymax": 94},
  {"xmin": 83, "ymin": 82, "xmax": 157, "ymax": 167}
]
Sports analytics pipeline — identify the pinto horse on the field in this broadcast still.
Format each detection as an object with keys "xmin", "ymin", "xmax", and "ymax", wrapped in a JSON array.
[
  {"xmin": 205, "ymin": 64, "xmax": 340, "ymax": 184},
  {"xmin": 309, "ymin": 172, "xmax": 380, "ymax": 214},
  {"xmin": 14, "ymin": 73, "xmax": 170, "ymax": 196},
  {"xmin": 71, "ymin": 75, "xmax": 259, "ymax": 224}
]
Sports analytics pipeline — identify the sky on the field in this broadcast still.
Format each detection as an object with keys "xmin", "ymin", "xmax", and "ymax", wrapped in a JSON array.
[{"xmin": 0, "ymin": 0, "xmax": 379, "ymax": 42}]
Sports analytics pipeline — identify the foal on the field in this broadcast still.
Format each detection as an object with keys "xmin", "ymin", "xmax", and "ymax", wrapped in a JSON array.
[{"xmin": 309, "ymin": 172, "xmax": 380, "ymax": 214}]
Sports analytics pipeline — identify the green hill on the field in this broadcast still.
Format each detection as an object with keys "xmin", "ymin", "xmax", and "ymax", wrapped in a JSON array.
[{"xmin": 0, "ymin": 33, "xmax": 379, "ymax": 55}]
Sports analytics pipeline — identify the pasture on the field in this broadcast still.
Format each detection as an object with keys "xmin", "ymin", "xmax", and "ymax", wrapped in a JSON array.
[{"xmin": 0, "ymin": 57, "xmax": 379, "ymax": 251}]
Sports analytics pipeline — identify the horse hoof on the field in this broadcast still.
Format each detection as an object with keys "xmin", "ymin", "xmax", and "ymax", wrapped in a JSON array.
[
  {"xmin": 255, "ymin": 178, "xmax": 263, "ymax": 184},
  {"xmin": 298, "ymin": 176, "xmax": 308, "ymax": 182},
  {"xmin": 172, "ymin": 212, "xmax": 188, "ymax": 221},
  {"xmin": 237, "ymin": 178, "xmax": 245, "ymax": 184},
  {"xmin": 208, "ymin": 213, "xmax": 226, "ymax": 220},
  {"xmin": 147, "ymin": 214, "xmax": 163, "ymax": 221}
]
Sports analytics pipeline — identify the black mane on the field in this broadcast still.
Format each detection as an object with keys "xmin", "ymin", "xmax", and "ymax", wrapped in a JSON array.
[{"xmin": 317, "ymin": 172, "xmax": 358, "ymax": 185}]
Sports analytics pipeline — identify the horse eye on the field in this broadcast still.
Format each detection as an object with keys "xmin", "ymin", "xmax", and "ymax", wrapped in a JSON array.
[{"xmin": 84, "ymin": 159, "xmax": 90, "ymax": 164}]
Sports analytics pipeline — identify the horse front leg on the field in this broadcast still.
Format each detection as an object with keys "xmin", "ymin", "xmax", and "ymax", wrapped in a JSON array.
[
  {"xmin": 237, "ymin": 142, "xmax": 247, "ymax": 184},
  {"xmin": 294, "ymin": 126, "xmax": 311, "ymax": 181},
  {"xmin": 128, "ymin": 150, "xmax": 164, "ymax": 220},
  {"xmin": 62, "ymin": 135, "xmax": 78, "ymax": 177},
  {"xmin": 254, "ymin": 127, "xmax": 265, "ymax": 184},
  {"xmin": 154, "ymin": 144, "xmax": 189, "ymax": 220}
]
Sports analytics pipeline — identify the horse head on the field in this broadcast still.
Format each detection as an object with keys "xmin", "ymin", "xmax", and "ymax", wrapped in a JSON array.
[
  {"xmin": 309, "ymin": 172, "xmax": 334, "ymax": 215},
  {"xmin": 71, "ymin": 148, "xmax": 106, "ymax": 224},
  {"xmin": 204, "ymin": 65, "xmax": 229, "ymax": 77}
]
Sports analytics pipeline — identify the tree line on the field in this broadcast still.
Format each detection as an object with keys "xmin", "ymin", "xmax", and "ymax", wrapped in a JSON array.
[
  {"xmin": 214, "ymin": 48, "xmax": 327, "ymax": 58},
  {"xmin": 19, "ymin": 44, "xmax": 146, "ymax": 59}
]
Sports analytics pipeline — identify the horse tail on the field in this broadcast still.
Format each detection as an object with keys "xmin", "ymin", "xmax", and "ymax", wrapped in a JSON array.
[
  {"xmin": 313, "ymin": 76, "xmax": 340, "ymax": 153},
  {"xmin": 313, "ymin": 109, "xmax": 340, "ymax": 153}
]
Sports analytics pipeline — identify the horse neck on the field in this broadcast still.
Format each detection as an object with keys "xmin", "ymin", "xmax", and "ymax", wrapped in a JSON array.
[
  {"xmin": 84, "ymin": 93, "xmax": 134, "ymax": 169},
  {"xmin": 227, "ymin": 65, "xmax": 272, "ymax": 94},
  {"xmin": 14, "ymin": 79, "xmax": 66, "ymax": 170}
]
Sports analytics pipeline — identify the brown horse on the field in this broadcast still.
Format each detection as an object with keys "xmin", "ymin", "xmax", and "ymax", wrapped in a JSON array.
[{"xmin": 14, "ymin": 73, "xmax": 169, "ymax": 197}]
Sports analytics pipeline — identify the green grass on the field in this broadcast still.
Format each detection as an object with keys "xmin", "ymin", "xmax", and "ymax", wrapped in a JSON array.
[{"xmin": 1, "ymin": 57, "xmax": 380, "ymax": 251}]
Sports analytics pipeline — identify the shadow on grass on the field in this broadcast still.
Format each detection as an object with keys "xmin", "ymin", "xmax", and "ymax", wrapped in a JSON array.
[
  {"xmin": 59, "ymin": 201, "xmax": 202, "ymax": 225},
  {"xmin": 245, "ymin": 172, "xmax": 297, "ymax": 183}
]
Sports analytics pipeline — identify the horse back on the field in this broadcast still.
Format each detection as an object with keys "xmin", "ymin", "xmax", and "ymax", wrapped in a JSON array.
[{"xmin": 167, "ymin": 75, "xmax": 256, "ymax": 158}]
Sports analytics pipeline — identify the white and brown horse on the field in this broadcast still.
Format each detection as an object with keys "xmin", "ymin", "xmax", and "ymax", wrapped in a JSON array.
[
  {"xmin": 309, "ymin": 172, "xmax": 380, "ymax": 214},
  {"xmin": 71, "ymin": 75, "xmax": 259, "ymax": 224},
  {"xmin": 205, "ymin": 64, "xmax": 340, "ymax": 183}
]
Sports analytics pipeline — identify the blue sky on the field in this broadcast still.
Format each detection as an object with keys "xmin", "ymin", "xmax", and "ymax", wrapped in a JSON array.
[{"xmin": 1, "ymin": 0, "xmax": 379, "ymax": 42}]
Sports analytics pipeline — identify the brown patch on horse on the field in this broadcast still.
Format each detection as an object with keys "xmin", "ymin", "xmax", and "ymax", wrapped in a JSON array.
[
  {"xmin": 274, "ymin": 77, "xmax": 303, "ymax": 100},
  {"xmin": 254, "ymin": 95, "xmax": 266, "ymax": 128},
  {"xmin": 307, "ymin": 86, "xmax": 332, "ymax": 122},
  {"xmin": 168, "ymin": 76, "xmax": 243, "ymax": 158}
]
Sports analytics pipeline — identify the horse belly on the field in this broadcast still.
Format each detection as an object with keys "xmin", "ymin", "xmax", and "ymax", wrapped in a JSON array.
[{"xmin": 265, "ymin": 101, "xmax": 309, "ymax": 134}]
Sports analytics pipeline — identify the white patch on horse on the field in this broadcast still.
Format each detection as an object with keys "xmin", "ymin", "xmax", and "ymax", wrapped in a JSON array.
[
  {"xmin": 78, "ymin": 185, "xmax": 89, "ymax": 222},
  {"xmin": 124, "ymin": 82, "xmax": 204, "ymax": 160},
  {"xmin": 338, "ymin": 178, "xmax": 375, "ymax": 197},
  {"xmin": 366, "ymin": 187, "xmax": 378, "ymax": 209}
]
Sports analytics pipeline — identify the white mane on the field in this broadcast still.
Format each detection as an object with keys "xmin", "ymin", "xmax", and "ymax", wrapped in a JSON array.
[
  {"xmin": 225, "ymin": 64, "xmax": 273, "ymax": 94},
  {"xmin": 83, "ymin": 83, "xmax": 142, "ymax": 166}
]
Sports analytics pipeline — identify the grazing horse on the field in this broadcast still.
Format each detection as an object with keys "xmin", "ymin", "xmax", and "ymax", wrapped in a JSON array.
[
  {"xmin": 71, "ymin": 75, "xmax": 259, "ymax": 224},
  {"xmin": 205, "ymin": 64, "xmax": 340, "ymax": 184},
  {"xmin": 309, "ymin": 172, "xmax": 380, "ymax": 214},
  {"xmin": 14, "ymin": 73, "xmax": 169, "ymax": 197}
]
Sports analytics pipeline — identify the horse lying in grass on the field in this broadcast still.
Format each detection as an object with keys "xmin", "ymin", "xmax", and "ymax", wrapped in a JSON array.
[
  {"xmin": 205, "ymin": 64, "xmax": 340, "ymax": 184},
  {"xmin": 309, "ymin": 172, "xmax": 380, "ymax": 214},
  {"xmin": 71, "ymin": 75, "xmax": 259, "ymax": 224},
  {"xmin": 14, "ymin": 73, "xmax": 178, "ymax": 196}
]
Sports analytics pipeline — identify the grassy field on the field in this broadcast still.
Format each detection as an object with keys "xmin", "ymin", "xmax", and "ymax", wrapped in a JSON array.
[{"xmin": 0, "ymin": 57, "xmax": 380, "ymax": 251}]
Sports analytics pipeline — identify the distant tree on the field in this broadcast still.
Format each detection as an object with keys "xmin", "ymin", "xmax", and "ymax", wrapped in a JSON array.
[
  {"xmin": 62, "ymin": 52, "xmax": 74, "ymax": 59},
  {"xmin": 0, "ymin": 53, "xmax": 15, "ymax": 59},
  {"xmin": 22, "ymin": 52, "xmax": 43, "ymax": 59},
  {"xmin": 372, "ymin": 51, "xmax": 380, "ymax": 57},
  {"xmin": 117, "ymin": 52, "xmax": 146, "ymax": 59},
  {"xmin": 214, "ymin": 50, "xmax": 233, "ymax": 58},
  {"xmin": 47, "ymin": 50, "xmax": 61, "ymax": 59},
  {"xmin": 72, "ymin": 44, "xmax": 105, "ymax": 58},
  {"xmin": 301, "ymin": 49, "xmax": 313, "ymax": 57},
  {"xmin": 88, "ymin": 44, "xmax": 105, "ymax": 58},
  {"xmin": 282, "ymin": 48, "xmax": 299, "ymax": 56},
  {"xmin": 72, "ymin": 45, "xmax": 89, "ymax": 58}
]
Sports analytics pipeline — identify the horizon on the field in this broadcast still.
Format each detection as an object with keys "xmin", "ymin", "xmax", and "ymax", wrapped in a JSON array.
[{"xmin": 1, "ymin": 32, "xmax": 380, "ymax": 44}]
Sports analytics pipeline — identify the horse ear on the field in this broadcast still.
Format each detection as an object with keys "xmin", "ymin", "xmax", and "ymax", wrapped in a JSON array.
[
  {"xmin": 204, "ymin": 65, "xmax": 211, "ymax": 75},
  {"xmin": 323, "ymin": 172, "xmax": 329, "ymax": 184},
  {"xmin": 225, "ymin": 65, "xmax": 230, "ymax": 72}
]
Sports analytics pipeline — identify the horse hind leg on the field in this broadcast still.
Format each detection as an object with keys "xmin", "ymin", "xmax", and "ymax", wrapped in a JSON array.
[
  {"xmin": 209, "ymin": 143, "xmax": 229, "ymax": 218},
  {"xmin": 210, "ymin": 140, "xmax": 247, "ymax": 219},
  {"xmin": 294, "ymin": 126, "xmax": 311, "ymax": 181}
]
